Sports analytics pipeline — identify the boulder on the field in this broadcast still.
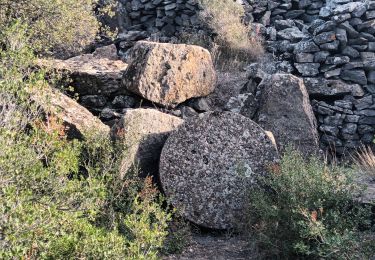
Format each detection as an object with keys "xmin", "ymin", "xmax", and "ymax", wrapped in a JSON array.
[
  {"xmin": 159, "ymin": 112, "xmax": 279, "ymax": 229},
  {"xmin": 38, "ymin": 45, "xmax": 128, "ymax": 97},
  {"xmin": 30, "ymin": 87, "xmax": 109, "ymax": 139},
  {"xmin": 123, "ymin": 41, "xmax": 216, "ymax": 107},
  {"xmin": 111, "ymin": 108, "xmax": 183, "ymax": 178},
  {"xmin": 255, "ymin": 74, "xmax": 319, "ymax": 156}
]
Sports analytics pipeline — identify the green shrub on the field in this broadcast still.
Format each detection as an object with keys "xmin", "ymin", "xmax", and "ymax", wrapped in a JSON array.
[
  {"xmin": 0, "ymin": 21, "xmax": 171, "ymax": 259},
  {"xmin": 0, "ymin": 88, "xmax": 171, "ymax": 259},
  {"xmin": 0, "ymin": 0, "xmax": 101, "ymax": 58},
  {"xmin": 247, "ymin": 150, "xmax": 374, "ymax": 259},
  {"xmin": 162, "ymin": 215, "xmax": 192, "ymax": 255},
  {"xmin": 198, "ymin": 0, "xmax": 264, "ymax": 70}
]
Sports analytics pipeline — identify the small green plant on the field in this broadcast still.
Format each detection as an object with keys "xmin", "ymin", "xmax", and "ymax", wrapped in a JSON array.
[
  {"xmin": 247, "ymin": 149, "xmax": 374, "ymax": 259},
  {"xmin": 162, "ymin": 215, "xmax": 192, "ymax": 255}
]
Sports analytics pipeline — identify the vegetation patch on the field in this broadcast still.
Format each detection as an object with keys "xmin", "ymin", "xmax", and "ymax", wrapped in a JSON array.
[
  {"xmin": 0, "ymin": 18, "xmax": 171, "ymax": 259},
  {"xmin": 198, "ymin": 0, "xmax": 264, "ymax": 70},
  {"xmin": 0, "ymin": 0, "xmax": 112, "ymax": 58},
  {"xmin": 247, "ymin": 149, "xmax": 375, "ymax": 259}
]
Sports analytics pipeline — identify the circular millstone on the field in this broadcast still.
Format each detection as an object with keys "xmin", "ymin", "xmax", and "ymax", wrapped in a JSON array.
[{"xmin": 159, "ymin": 112, "xmax": 279, "ymax": 229}]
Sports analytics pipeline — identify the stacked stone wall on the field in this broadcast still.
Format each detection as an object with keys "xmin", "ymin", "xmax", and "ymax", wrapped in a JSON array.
[
  {"xmin": 240, "ymin": 0, "xmax": 375, "ymax": 153},
  {"xmin": 118, "ymin": 0, "xmax": 202, "ymax": 37}
]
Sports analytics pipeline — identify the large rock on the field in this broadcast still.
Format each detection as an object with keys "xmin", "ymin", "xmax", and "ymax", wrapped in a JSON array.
[
  {"xmin": 30, "ymin": 87, "xmax": 110, "ymax": 139},
  {"xmin": 111, "ymin": 108, "xmax": 183, "ymax": 178},
  {"xmin": 255, "ymin": 74, "xmax": 319, "ymax": 156},
  {"xmin": 159, "ymin": 112, "xmax": 279, "ymax": 229},
  {"xmin": 122, "ymin": 41, "xmax": 216, "ymax": 107},
  {"xmin": 38, "ymin": 45, "xmax": 128, "ymax": 97},
  {"xmin": 304, "ymin": 78, "xmax": 365, "ymax": 98}
]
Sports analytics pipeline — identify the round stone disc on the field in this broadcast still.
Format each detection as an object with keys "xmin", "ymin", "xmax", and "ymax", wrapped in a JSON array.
[{"xmin": 159, "ymin": 112, "xmax": 279, "ymax": 229}]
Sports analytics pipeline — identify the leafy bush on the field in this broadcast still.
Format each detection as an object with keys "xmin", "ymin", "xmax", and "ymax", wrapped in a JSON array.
[
  {"xmin": 247, "ymin": 150, "xmax": 374, "ymax": 259},
  {"xmin": 198, "ymin": 0, "xmax": 264, "ymax": 70},
  {"xmin": 0, "ymin": 0, "xmax": 101, "ymax": 58},
  {"xmin": 162, "ymin": 215, "xmax": 192, "ymax": 255},
  {"xmin": 0, "ymin": 21, "xmax": 171, "ymax": 259},
  {"xmin": 0, "ymin": 81, "xmax": 171, "ymax": 259}
]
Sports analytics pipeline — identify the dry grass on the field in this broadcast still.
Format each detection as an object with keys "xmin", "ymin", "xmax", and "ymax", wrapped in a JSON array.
[
  {"xmin": 355, "ymin": 146, "xmax": 375, "ymax": 177},
  {"xmin": 198, "ymin": 0, "xmax": 264, "ymax": 70}
]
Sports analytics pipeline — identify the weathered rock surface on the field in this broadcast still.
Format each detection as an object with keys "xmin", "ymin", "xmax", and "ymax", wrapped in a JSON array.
[
  {"xmin": 304, "ymin": 78, "xmax": 365, "ymax": 98},
  {"xmin": 69, "ymin": 0, "xmax": 375, "ymax": 154},
  {"xmin": 39, "ymin": 45, "xmax": 128, "ymax": 97},
  {"xmin": 159, "ymin": 112, "xmax": 279, "ymax": 229},
  {"xmin": 30, "ymin": 87, "xmax": 109, "ymax": 139},
  {"xmin": 208, "ymin": 71, "xmax": 249, "ymax": 111},
  {"xmin": 111, "ymin": 108, "xmax": 183, "ymax": 178},
  {"xmin": 122, "ymin": 41, "xmax": 216, "ymax": 107},
  {"xmin": 255, "ymin": 74, "xmax": 319, "ymax": 156}
]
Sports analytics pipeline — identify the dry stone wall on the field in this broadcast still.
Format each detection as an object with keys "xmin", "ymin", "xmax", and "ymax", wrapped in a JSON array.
[
  {"xmin": 118, "ymin": 0, "xmax": 201, "ymax": 35},
  {"xmin": 116, "ymin": 0, "xmax": 204, "ymax": 56},
  {"xmin": 245, "ymin": 0, "xmax": 375, "ymax": 154}
]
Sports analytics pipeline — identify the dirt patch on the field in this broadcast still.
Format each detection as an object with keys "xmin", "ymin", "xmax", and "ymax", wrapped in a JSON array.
[{"xmin": 164, "ymin": 233, "xmax": 256, "ymax": 260}]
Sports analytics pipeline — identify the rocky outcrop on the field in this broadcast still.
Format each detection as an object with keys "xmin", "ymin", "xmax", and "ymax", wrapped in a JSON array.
[
  {"xmin": 49, "ymin": 0, "xmax": 375, "ymax": 154},
  {"xmin": 123, "ymin": 41, "xmax": 216, "ymax": 107},
  {"xmin": 255, "ymin": 74, "xmax": 319, "ymax": 156},
  {"xmin": 159, "ymin": 112, "xmax": 279, "ymax": 229},
  {"xmin": 226, "ymin": 67, "xmax": 319, "ymax": 156},
  {"xmin": 38, "ymin": 45, "xmax": 142, "ymax": 124},
  {"xmin": 111, "ymin": 108, "xmax": 183, "ymax": 178},
  {"xmin": 30, "ymin": 87, "xmax": 109, "ymax": 139},
  {"xmin": 39, "ymin": 45, "xmax": 128, "ymax": 97},
  {"xmin": 40, "ymin": 43, "xmax": 217, "ymax": 126}
]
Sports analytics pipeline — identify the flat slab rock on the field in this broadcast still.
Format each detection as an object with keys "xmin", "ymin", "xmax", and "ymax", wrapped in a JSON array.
[
  {"xmin": 159, "ymin": 112, "xmax": 279, "ymax": 229},
  {"xmin": 30, "ymin": 87, "xmax": 109, "ymax": 139},
  {"xmin": 123, "ymin": 41, "xmax": 216, "ymax": 107},
  {"xmin": 38, "ymin": 45, "xmax": 128, "ymax": 96}
]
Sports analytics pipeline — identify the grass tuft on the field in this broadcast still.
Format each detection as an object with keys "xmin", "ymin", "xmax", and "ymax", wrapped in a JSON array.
[
  {"xmin": 355, "ymin": 146, "xmax": 375, "ymax": 177},
  {"xmin": 198, "ymin": 0, "xmax": 264, "ymax": 70}
]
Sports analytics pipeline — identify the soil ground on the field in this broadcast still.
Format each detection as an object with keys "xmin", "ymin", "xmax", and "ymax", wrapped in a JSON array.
[{"xmin": 164, "ymin": 233, "xmax": 257, "ymax": 260}]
